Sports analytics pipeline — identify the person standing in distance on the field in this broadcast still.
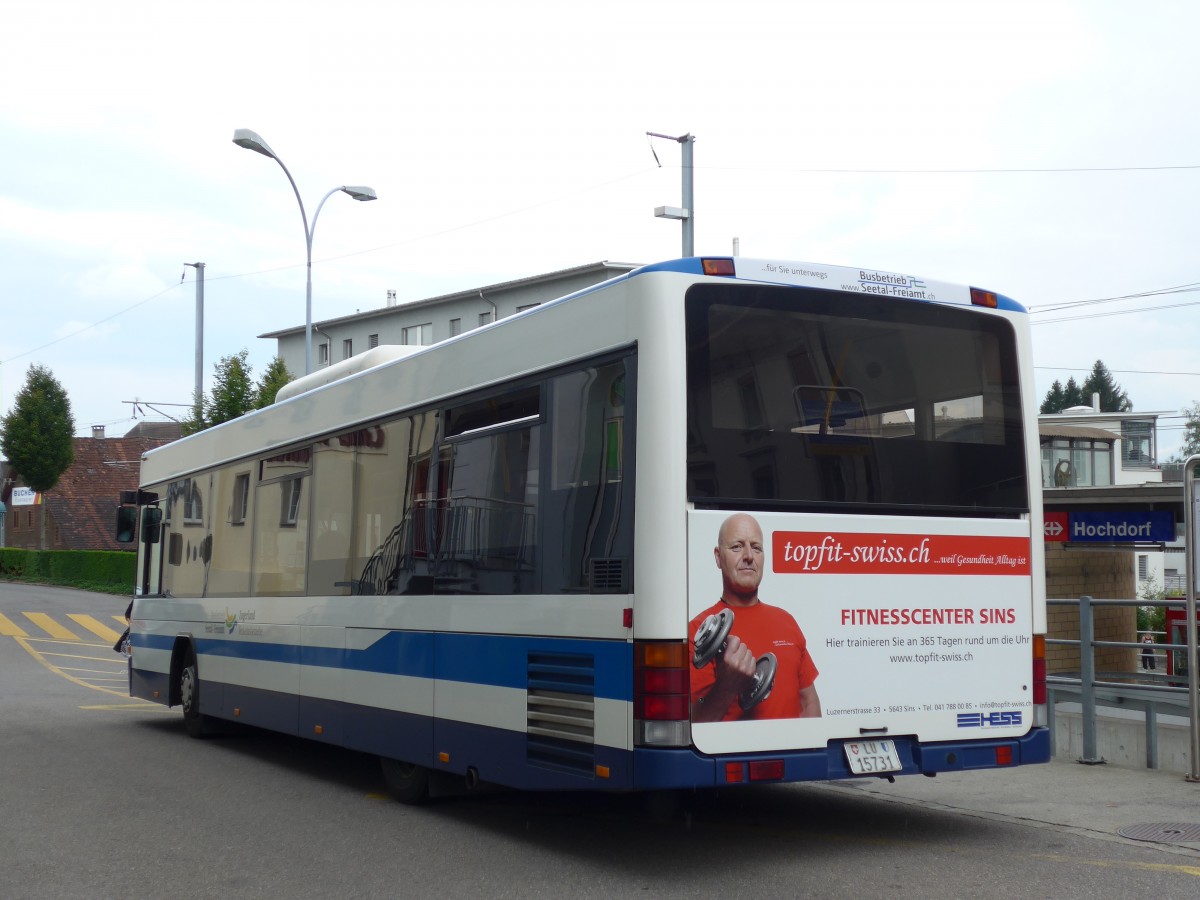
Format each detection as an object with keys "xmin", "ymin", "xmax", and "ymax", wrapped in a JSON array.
[{"xmin": 691, "ymin": 513, "xmax": 822, "ymax": 722}]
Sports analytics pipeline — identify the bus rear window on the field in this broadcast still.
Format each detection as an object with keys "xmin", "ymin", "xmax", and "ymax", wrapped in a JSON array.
[{"xmin": 685, "ymin": 284, "xmax": 1028, "ymax": 514}]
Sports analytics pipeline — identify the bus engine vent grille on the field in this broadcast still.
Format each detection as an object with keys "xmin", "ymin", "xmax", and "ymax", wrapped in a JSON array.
[
  {"xmin": 527, "ymin": 653, "xmax": 595, "ymax": 775},
  {"xmin": 589, "ymin": 557, "xmax": 627, "ymax": 592}
]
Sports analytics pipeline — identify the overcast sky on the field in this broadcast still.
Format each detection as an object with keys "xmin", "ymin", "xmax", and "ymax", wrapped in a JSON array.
[{"xmin": 3, "ymin": 1, "xmax": 1199, "ymax": 457}]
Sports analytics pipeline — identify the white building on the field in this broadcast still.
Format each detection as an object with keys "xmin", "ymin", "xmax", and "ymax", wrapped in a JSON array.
[
  {"xmin": 259, "ymin": 261, "xmax": 637, "ymax": 380},
  {"xmin": 1039, "ymin": 397, "xmax": 1181, "ymax": 597}
]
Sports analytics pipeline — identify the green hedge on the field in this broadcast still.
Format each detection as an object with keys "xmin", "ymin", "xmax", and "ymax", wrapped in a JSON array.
[{"xmin": 0, "ymin": 548, "xmax": 136, "ymax": 594}]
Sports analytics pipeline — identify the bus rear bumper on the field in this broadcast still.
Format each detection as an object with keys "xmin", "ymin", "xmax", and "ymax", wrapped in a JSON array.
[{"xmin": 633, "ymin": 727, "xmax": 1051, "ymax": 790}]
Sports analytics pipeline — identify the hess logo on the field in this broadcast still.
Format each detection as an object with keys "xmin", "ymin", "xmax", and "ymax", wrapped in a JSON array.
[{"xmin": 957, "ymin": 711, "xmax": 1021, "ymax": 728}]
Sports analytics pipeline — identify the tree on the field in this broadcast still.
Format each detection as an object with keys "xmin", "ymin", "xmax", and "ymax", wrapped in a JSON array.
[
  {"xmin": 1172, "ymin": 401, "xmax": 1200, "ymax": 461},
  {"xmin": 1040, "ymin": 380, "xmax": 1066, "ymax": 415},
  {"xmin": 183, "ymin": 350, "xmax": 257, "ymax": 435},
  {"xmin": 209, "ymin": 350, "xmax": 256, "ymax": 426},
  {"xmin": 1040, "ymin": 362, "xmax": 1130, "ymax": 414},
  {"xmin": 1042, "ymin": 376, "xmax": 1085, "ymax": 414},
  {"xmin": 1137, "ymin": 576, "xmax": 1167, "ymax": 636},
  {"xmin": 254, "ymin": 356, "xmax": 294, "ymax": 409},
  {"xmin": 180, "ymin": 390, "xmax": 207, "ymax": 437},
  {"xmin": 0, "ymin": 364, "xmax": 76, "ymax": 549},
  {"xmin": 1080, "ymin": 359, "xmax": 1131, "ymax": 412}
]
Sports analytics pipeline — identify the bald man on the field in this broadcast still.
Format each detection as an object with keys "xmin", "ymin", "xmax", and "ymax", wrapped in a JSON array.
[{"xmin": 690, "ymin": 513, "xmax": 821, "ymax": 723}]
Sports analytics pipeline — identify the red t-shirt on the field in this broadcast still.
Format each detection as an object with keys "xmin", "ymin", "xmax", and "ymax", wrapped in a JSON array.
[{"xmin": 689, "ymin": 599, "xmax": 819, "ymax": 721}]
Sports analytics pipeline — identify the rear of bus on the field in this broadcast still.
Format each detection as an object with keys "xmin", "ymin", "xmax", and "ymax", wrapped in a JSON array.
[{"xmin": 639, "ymin": 258, "xmax": 1049, "ymax": 786}]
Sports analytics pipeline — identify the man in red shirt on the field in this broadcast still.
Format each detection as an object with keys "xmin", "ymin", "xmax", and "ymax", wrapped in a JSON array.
[{"xmin": 691, "ymin": 513, "xmax": 821, "ymax": 722}]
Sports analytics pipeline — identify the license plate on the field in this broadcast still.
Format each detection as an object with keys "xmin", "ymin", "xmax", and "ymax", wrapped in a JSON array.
[{"xmin": 844, "ymin": 739, "xmax": 902, "ymax": 775}]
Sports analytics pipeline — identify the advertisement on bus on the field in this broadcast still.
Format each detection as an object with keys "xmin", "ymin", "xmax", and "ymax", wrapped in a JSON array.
[{"xmin": 687, "ymin": 509, "xmax": 1035, "ymax": 755}]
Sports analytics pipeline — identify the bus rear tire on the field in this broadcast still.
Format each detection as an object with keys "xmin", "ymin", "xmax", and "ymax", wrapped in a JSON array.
[
  {"xmin": 380, "ymin": 757, "xmax": 430, "ymax": 805},
  {"xmin": 180, "ymin": 647, "xmax": 211, "ymax": 739}
]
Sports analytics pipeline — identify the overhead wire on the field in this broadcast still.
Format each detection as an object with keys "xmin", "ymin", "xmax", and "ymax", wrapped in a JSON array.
[{"xmin": 4, "ymin": 159, "xmax": 1199, "ymax": 365}]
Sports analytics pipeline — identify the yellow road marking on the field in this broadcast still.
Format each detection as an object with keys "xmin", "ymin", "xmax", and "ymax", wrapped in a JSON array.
[
  {"xmin": 1036, "ymin": 853, "xmax": 1200, "ymax": 878},
  {"xmin": 80, "ymin": 703, "xmax": 170, "ymax": 713},
  {"xmin": 23, "ymin": 612, "xmax": 80, "ymax": 641},
  {"xmin": 69, "ymin": 614, "xmax": 123, "ymax": 642},
  {"xmin": 14, "ymin": 636, "xmax": 131, "ymax": 698},
  {"xmin": 59, "ymin": 665, "xmax": 128, "ymax": 675},
  {"xmin": 0, "ymin": 612, "xmax": 29, "ymax": 637},
  {"xmin": 39, "ymin": 650, "xmax": 116, "ymax": 664},
  {"xmin": 112, "ymin": 615, "xmax": 129, "ymax": 628}
]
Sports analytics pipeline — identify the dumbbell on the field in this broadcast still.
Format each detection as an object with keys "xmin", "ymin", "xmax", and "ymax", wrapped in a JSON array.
[{"xmin": 691, "ymin": 609, "xmax": 778, "ymax": 710}]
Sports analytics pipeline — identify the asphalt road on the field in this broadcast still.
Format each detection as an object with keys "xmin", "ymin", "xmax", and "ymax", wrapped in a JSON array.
[{"xmin": 2, "ymin": 581, "xmax": 1199, "ymax": 899}]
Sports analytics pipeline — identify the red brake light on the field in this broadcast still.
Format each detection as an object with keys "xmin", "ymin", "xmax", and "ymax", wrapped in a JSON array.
[
  {"xmin": 748, "ymin": 759, "xmax": 785, "ymax": 781},
  {"xmin": 641, "ymin": 668, "xmax": 687, "ymax": 694},
  {"xmin": 640, "ymin": 693, "xmax": 689, "ymax": 720},
  {"xmin": 1032, "ymin": 635, "xmax": 1047, "ymax": 705}
]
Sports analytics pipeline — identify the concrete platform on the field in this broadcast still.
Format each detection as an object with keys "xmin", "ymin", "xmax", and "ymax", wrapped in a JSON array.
[{"xmin": 822, "ymin": 755, "xmax": 1200, "ymax": 857}]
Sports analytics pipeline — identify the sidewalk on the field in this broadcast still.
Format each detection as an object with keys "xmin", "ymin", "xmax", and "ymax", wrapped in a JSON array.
[{"xmin": 822, "ymin": 757, "xmax": 1200, "ymax": 853}]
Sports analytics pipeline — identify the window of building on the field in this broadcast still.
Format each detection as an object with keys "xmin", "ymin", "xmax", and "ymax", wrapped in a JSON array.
[
  {"xmin": 281, "ymin": 478, "xmax": 304, "ymax": 526},
  {"xmin": 1041, "ymin": 438, "xmax": 1113, "ymax": 488},
  {"xmin": 449, "ymin": 318, "xmax": 462, "ymax": 337},
  {"xmin": 343, "ymin": 339, "xmax": 353, "ymax": 360},
  {"xmin": 318, "ymin": 342, "xmax": 329, "ymax": 365},
  {"xmin": 402, "ymin": 323, "xmax": 432, "ymax": 346},
  {"xmin": 232, "ymin": 473, "xmax": 250, "ymax": 524},
  {"xmin": 1138, "ymin": 554, "xmax": 1149, "ymax": 580},
  {"xmin": 368, "ymin": 333, "xmax": 379, "ymax": 349},
  {"xmin": 1122, "ymin": 420, "xmax": 1155, "ymax": 468},
  {"xmin": 516, "ymin": 303, "xmax": 540, "ymax": 313},
  {"xmin": 182, "ymin": 479, "xmax": 204, "ymax": 524},
  {"xmin": 478, "ymin": 311, "xmax": 494, "ymax": 327}
]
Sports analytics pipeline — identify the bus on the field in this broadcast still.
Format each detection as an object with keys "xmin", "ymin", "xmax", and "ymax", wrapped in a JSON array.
[{"xmin": 117, "ymin": 256, "xmax": 1050, "ymax": 802}]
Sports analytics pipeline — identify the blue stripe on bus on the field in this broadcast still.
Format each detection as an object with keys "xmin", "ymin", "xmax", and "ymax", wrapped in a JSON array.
[
  {"xmin": 128, "ymin": 660, "xmax": 1051, "ymax": 792},
  {"xmin": 131, "ymin": 630, "xmax": 633, "ymax": 700}
]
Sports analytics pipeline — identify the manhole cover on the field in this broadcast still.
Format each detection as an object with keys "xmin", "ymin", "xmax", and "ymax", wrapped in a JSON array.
[{"xmin": 1118, "ymin": 823, "xmax": 1200, "ymax": 843}]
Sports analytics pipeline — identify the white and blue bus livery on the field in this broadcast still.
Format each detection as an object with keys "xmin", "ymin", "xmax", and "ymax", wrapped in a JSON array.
[{"xmin": 118, "ymin": 256, "xmax": 1050, "ymax": 801}]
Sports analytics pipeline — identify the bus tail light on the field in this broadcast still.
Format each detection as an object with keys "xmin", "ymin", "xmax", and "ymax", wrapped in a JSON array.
[
  {"xmin": 970, "ymin": 287, "xmax": 999, "ymax": 308},
  {"xmin": 748, "ymin": 759, "xmax": 785, "ymax": 782},
  {"xmin": 634, "ymin": 641, "xmax": 691, "ymax": 747},
  {"xmin": 1032, "ymin": 634, "xmax": 1047, "ymax": 705},
  {"xmin": 702, "ymin": 258, "xmax": 736, "ymax": 276}
]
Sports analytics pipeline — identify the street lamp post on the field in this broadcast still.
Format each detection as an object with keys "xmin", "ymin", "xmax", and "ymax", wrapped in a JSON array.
[{"xmin": 233, "ymin": 128, "xmax": 377, "ymax": 375}]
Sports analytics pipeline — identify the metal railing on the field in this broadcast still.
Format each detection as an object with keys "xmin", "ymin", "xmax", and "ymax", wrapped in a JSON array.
[{"xmin": 1046, "ymin": 594, "xmax": 1198, "ymax": 777}]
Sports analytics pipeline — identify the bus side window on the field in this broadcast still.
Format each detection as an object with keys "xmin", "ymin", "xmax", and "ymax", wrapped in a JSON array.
[{"xmin": 543, "ymin": 360, "xmax": 633, "ymax": 594}]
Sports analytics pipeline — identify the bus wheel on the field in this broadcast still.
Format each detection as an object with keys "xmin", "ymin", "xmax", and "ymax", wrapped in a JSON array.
[
  {"xmin": 380, "ymin": 757, "xmax": 430, "ymax": 805},
  {"xmin": 180, "ymin": 647, "xmax": 209, "ymax": 739}
]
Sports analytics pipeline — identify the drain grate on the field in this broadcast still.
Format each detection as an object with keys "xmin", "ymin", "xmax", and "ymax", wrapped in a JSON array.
[{"xmin": 1118, "ymin": 822, "xmax": 1200, "ymax": 843}]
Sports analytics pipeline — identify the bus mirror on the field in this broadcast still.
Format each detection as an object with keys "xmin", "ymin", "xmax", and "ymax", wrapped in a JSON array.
[
  {"xmin": 115, "ymin": 506, "xmax": 138, "ymax": 543},
  {"xmin": 142, "ymin": 507, "xmax": 163, "ymax": 544}
]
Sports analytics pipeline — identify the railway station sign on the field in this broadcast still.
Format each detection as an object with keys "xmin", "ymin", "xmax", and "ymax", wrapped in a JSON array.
[{"xmin": 1043, "ymin": 509, "xmax": 1174, "ymax": 543}]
